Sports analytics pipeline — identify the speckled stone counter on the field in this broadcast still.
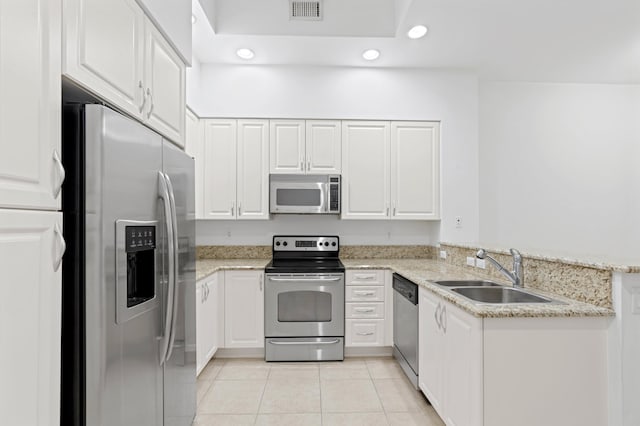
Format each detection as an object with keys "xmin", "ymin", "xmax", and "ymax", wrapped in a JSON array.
[
  {"xmin": 342, "ymin": 259, "xmax": 614, "ymax": 318},
  {"xmin": 196, "ymin": 257, "xmax": 613, "ymax": 318},
  {"xmin": 196, "ymin": 259, "xmax": 269, "ymax": 281}
]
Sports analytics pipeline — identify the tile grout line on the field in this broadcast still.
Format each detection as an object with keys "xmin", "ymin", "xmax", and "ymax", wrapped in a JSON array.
[
  {"xmin": 366, "ymin": 359, "xmax": 391, "ymax": 425},
  {"xmin": 253, "ymin": 363, "xmax": 272, "ymax": 425}
]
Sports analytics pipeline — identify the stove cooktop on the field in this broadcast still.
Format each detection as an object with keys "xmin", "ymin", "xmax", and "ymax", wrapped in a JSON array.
[
  {"xmin": 265, "ymin": 258, "xmax": 345, "ymax": 274},
  {"xmin": 266, "ymin": 235, "xmax": 344, "ymax": 274}
]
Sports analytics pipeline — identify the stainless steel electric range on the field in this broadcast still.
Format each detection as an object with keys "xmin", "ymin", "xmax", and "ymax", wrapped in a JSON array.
[{"xmin": 264, "ymin": 236, "xmax": 345, "ymax": 362}]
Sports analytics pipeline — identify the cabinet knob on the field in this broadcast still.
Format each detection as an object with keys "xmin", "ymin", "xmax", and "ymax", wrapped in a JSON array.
[{"xmin": 146, "ymin": 88, "xmax": 154, "ymax": 119}]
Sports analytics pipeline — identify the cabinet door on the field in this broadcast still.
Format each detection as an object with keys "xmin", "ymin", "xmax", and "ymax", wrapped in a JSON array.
[
  {"xmin": 442, "ymin": 302, "xmax": 483, "ymax": 426},
  {"xmin": 185, "ymin": 109, "xmax": 204, "ymax": 218},
  {"xmin": 269, "ymin": 120, "xmax": 305, "ymax": 174},
  {"xmin": 306, "ymin": 120, "xmax": 341, "ymax": 174},
  {"xmin": 0, "ymin": 209, "xmax": 63, "ymax": 426},
  {"xmin": 391, "ymin": 121, "xmax": 440, "ymax": 220},
  {"xmin": 143, "ymin": 18, "xmax": 186, "ymax": 145},
  {"xmin": 0, "ymin": 0, "xmax": 62, "ymax": 210},
  {"xmin": 418, "ymin": 288, "xmax": 444, "ymax": 416},
  {"xmin": 224, "ymin": 271, "xmax": 264, "ymax": 348},
  {"xmin": 237, "ymin": 120, "xmax": 269, "ymax": 220},
  {"xmin": 63, "ymin": 0, "xmax": 145, "ymax": 118},
  {"xmin": 341, "ymin": 121, "xmax": 390, "ymax": 219},
  {"xmin": 195, "ymin": 283, "xmax": 205, "ymax": 375},
  {"xmin": 202, "ymin": 119, "xmax": 236, "ymax": 219}
]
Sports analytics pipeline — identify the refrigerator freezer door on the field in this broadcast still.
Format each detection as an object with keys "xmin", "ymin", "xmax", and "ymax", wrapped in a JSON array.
[
  {"xmin": 84, "ymin": 105, "xmax": 163, "ymax": 426},
  {"xmin": 162, "ymin": 141, "xmax": 197, "ymax": 426}
]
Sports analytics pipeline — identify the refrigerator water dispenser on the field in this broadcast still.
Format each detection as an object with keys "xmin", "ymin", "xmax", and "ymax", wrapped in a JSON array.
[{"xmin": 115, "ymin": 220, "xmax": 160, "ymax": 324}]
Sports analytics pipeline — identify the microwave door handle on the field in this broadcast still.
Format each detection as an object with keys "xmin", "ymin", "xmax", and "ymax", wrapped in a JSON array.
[{"xmin": 323, "ymin": 183, "xmax": 329, "ymax": 213}]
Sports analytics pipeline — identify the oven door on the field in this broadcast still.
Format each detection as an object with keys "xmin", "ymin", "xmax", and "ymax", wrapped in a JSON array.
[
  {"xmin": 270, "ymin": 181, "xmax": 328, "ymax": 214},
  {"xmin": 265, "ymin": 273, "xmax": 344, "ymax": 337}
]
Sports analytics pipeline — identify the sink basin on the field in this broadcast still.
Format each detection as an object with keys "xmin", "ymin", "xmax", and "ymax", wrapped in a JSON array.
[
  {"xmin": 434, "ymin": 280, "xmax": 503, "ymax": 288},
  {"xmin": 450, "ymin": 287, "xmax": 558, "ymax": 304}
]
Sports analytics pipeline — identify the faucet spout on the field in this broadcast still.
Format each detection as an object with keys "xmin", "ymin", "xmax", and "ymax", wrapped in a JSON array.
[{"xmin": 476, "ymin": 248, "xmax": 524, "ymax": 288}]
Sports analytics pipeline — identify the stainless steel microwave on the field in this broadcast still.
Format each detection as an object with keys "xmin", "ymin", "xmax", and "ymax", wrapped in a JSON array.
[{"xmin": 269, "ymin": 174, "xmax": 341, "ymax": 214}]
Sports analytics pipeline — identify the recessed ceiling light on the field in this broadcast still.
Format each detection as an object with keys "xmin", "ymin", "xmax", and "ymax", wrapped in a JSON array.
[
  {"xmin": 236, "ymin": 48, "xmax": 255, "ymax": 60},
  {"xmin": 362, "ymin": 49, "xmax": 380, "ymax": 61},
  {"xmin": 407, "ymin": 25, "xmax": 428, "ymax": 39},
  {"xmin": 191, "ymin": 14, "xmax": 197, "ymax": 25}
]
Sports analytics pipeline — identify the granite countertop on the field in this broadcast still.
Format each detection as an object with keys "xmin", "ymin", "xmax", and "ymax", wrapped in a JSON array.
[
  {"xmin": 196, "ymin": 258, "xmax": 270, "ymax": 281},
  {"xmin": 342, "ymin": 259, "xmax": 614, "ymax": 318},
  {"xmin": 195, "ymin": 258, "xmax": 614, "ymax": 318}
]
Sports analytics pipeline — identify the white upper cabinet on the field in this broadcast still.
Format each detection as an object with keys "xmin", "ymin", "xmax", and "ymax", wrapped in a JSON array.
[
  {"xmin": 202, "ymin": 119, "xmax": 269, "ymax": 220},
  {"xmin": 185, "ymin": 109, "xmax": 204, "ymax": 218},
  {"xmin": 63, "ymin": 0, "xmax": 186, "ymax": 146},
  {"xmin": 63, "ymin": 0, "xmax": 145, "ymax": 118},
  {"xmin": 134, "ymin": 0, "xmax": 191, "ymax": 64},
  {"xmin": 0, "ymin": 0, "xmax": 62, "ymax": 211},
  {"xmin": 143, "ymin": 20, "xmax": 186, "ymax": 146},
  {"xmin": 342, "ymin": 120, "xmax": 440, "ymax": 220},
  {"xmin": 391, "ymin": 121, "xmax": 440, "ymax": 220},
  {"xmin": 0, "ymin": 209, "xmax": 64, "ymax": 426},
  {"xmin": 237, "ymin": 120, "xmax": 270, "ymax": 220},
  {"xmin": 203, "ymin": 119, "xmax": 237, "ymax": 220},
  {"xmin": 270, "ymin": 120, "xmax": 341, "ymax": 174},
  {"xmin": 270, "ymin": 120, "xmax": 305, "ymax": 174},
  {"xmin": 341, "ymin": 121, "xmax": 390, "ymax": 219},
  {"xmin": 306, "ymin": 120, "xmax": 342, "ymax": 174}
]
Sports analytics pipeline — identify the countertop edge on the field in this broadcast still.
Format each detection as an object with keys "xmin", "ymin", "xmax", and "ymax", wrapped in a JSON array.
[{"xmin": 196, "ymin": 258, "xmax": 615, "ymax": 319}]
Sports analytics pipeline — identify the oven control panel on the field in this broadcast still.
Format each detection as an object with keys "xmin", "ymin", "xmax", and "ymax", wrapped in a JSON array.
[{"xmin": 273, "ymin": 236, "xmax": 339, "ymax": 252}]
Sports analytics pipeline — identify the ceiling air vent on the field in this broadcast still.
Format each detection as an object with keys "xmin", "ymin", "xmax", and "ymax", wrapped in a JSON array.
[{"xmin": 290, "ymin": 0, "xmax": 322, "ymax": 21}]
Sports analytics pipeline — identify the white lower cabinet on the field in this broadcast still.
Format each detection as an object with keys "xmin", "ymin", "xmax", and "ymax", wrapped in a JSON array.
[
  {"xmin": 224, "ymin": 270, "xmax": 264, "ymax": 348},
  {"xmin": 0, "ymin": 209, "xmax": 64, "ymax": 426},
  {"xmin": 418, "ymin": 286, "xmax": 608, "ymax": 426},
  {"xmin": 345, "ymin": 269, "xmax": 392, "ymax": 348},
  {"xmin": 196, "ymin": 272, "xmax": 224, "ymax": 375},
  {"xmin": 419, "ymin": 287, "xmax": 483, "ymax": 426}
]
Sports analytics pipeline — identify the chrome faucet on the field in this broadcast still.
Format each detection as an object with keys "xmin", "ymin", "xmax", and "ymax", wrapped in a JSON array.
[{"xmin": 476, "ymin": 248, "xmax": 524, "ymax": 288}]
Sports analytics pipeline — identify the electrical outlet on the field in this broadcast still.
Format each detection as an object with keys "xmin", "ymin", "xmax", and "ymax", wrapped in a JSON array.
[
  {"xmin": 455, "ymin": 216, "xmax": 462, "ymax": 228},
  {"xmin": 476, "ymin": 258, "xmax": 486, "ymax": 269},
  {"xmin": 440, "ymin": 250, "xmax": 447, "ymax": 260},
  {"xmin": 466, "ymin": 256, "xmax": 476, "ymax": 266}
]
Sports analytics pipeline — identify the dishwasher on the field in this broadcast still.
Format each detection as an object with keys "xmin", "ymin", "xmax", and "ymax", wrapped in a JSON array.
[{"xmin": 392, "ymin": 273, "xmax": 419, "ymax": 389}]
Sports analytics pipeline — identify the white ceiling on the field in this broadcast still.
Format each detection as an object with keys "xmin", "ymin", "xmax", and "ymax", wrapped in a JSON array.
[{"xmin": 193, "ymin": 0, "xmax": 640, "ymax": 84}]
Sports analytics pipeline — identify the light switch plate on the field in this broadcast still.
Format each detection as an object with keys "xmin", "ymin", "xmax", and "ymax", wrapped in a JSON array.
[
  {"xmin": 476, "ymin": 259, "xmax": 486, "ymax": 269},
  {"xmin": 466, "ymin": 256, "xmax": 476, "ymax": 267},
  {"xmin": 440, "ymin": 250, "xmax": 447, "ymax": 259}
]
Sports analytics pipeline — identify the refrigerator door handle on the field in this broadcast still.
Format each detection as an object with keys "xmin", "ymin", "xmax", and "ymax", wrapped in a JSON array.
[
  {"xmin": 163, "ymin": 172, "xmax": 180, "ymax": 363},
  {"xmin": 158, "ymin": 172, "xmax": 176, "ymax": 365}
]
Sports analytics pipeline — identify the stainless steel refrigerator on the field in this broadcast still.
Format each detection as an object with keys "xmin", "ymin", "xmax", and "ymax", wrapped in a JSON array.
[{"xmin": 61, "ymin": 104, "xmax": 196, "ymax": 426}]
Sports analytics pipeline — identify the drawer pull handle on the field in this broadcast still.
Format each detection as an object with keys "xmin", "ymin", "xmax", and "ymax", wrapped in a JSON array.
[
  {"xmin": 354, "ymin": 291, "xmax": 375, "ymax": 296},
  {"xmin": 356, "ymin": 332, "xmax": 374, "ymax": 336},
  {"xmin": 354, "ymin": 308, "xmax": 375, "ymax": 313},
  {"xmin": 355, "ymin": 275, "xmax": 376, "ymax": 280}
]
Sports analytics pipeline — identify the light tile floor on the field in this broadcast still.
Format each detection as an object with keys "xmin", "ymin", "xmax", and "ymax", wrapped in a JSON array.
[{"xmin": 195, "ymin": 357, "xmax": 445, "ymax": 426}]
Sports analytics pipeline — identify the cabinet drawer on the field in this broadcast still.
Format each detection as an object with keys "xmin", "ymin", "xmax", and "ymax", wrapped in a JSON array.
[
  {"xmin": 346, "ymin": 286, "xmax": 384, "ymax": 302},
  {"xmin": 345, "ymin": 319, "xmax": 385, "ymax": 346},
  {"xmin": 346, "ymin": 270, "xmax": 385, "ymax": 286},
  {"xmin": 345, "ymin": 302, "xmax": 384, "ymax": 319}
]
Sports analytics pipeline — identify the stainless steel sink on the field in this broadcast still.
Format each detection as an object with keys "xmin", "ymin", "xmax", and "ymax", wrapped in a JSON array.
[
  {"xmin": 434, "ymin": 280, "xmax": 503, "ymax": 288},
  {"xmin": 450, "ymin": 287, "xmax": 559, "ymax": 304}
]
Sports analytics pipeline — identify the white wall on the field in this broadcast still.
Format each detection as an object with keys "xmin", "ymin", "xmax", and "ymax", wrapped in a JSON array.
[
  {"xmin": 479, "ymin": 82, "xmax": 640, "ymax": 263},
  {"xmin": 189, "ymin": 64, "xmax": 480, "ymax": 245}
]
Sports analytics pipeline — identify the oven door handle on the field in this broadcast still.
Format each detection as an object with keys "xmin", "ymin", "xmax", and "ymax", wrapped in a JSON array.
[
  {"xmin": 268, "ymin": 339, "xmax": 341, "ymax": 346},
  {"xmin": 267, "ymin": 277, "xmax": 342, "ymax": 282}
]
